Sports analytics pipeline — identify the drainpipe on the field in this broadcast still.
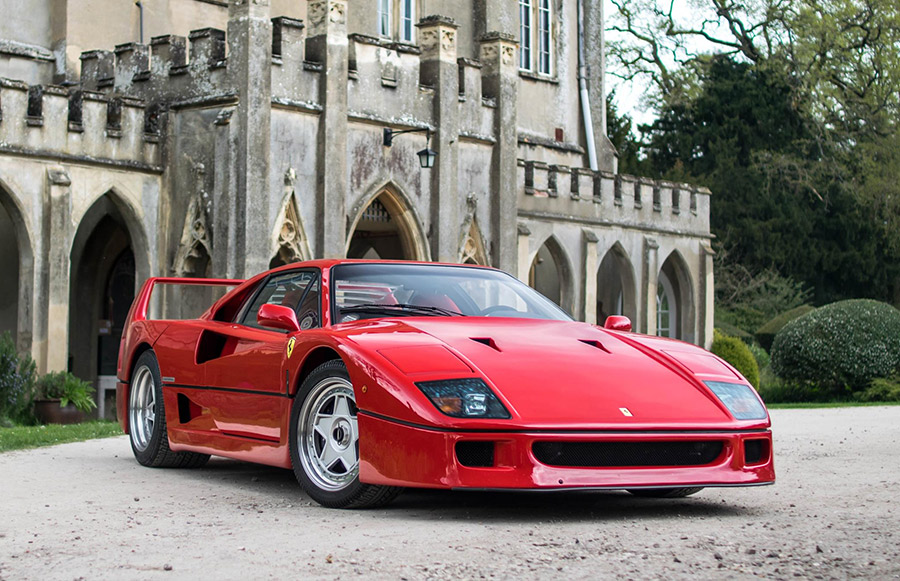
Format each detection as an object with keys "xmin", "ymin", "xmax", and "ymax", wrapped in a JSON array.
[
  {"xmin": 577, "ymin": 0, "xmax": 599, "ymax": 171},
  {"xmin": 135, "ymin": 1, "xmax": 144, "ymax": 44}
]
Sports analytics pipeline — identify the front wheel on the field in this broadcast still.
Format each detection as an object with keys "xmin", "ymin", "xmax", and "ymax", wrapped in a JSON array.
[
  {"xmin": 627, "ymin": 487, "xmax": 704, "ymax": 498},
  {"xmin": 128, "ymin": 350, "xmax": 209, "ymax": 468},
  {"xmin": 289, "ymin": 360, "xmax": 401, "ymax": 508}
]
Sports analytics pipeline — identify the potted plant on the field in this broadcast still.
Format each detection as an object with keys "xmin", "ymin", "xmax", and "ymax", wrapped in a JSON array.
[{"xmin": 33, "ymin": 371, "xmax": 97, "ymax": 424}]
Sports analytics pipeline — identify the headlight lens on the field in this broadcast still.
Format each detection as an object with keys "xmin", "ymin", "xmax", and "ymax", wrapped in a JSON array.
[
  {"xmin": 416, "ymin": 378, "xmax": 511, "ymax": 419},
  {"xmin": 705, "ymin": 381, "xmax": 767, "ymax": 420}
]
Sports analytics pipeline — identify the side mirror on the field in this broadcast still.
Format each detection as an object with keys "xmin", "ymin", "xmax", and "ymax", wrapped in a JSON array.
[
  {"xmin": 604, "ymin": 315, "xmax": 632, "ymax": 332},
  {"xmin": 258, "ymin": 303, "xmax": 300, "ymax": 333}
]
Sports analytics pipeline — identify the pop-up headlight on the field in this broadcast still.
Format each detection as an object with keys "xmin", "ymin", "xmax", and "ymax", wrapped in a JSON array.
[
  {"xmin": 416, "ymin": 378, "xmax": 511, "ymax": 419},
  {"xmin": 705, "ymin": 381, "xmax": 768, "ymax": 420}
]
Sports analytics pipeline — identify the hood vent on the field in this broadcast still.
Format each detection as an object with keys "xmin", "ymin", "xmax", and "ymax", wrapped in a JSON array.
[
  {"xmin": 470, "ymin": 337, "xmax": 501, "ymax": 352},
  {"xmin": 579, "ymin": 339, "xmax": 610, "ymax": 353}
]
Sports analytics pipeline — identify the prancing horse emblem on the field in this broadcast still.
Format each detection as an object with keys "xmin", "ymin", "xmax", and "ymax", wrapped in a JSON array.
[
  {"xmin": 287, "ymin": 337, "xmax": 296, "ymax": 358},
  {"xmin": 619, "ymin": 407, "xmax": 633, "ymax": 417}
]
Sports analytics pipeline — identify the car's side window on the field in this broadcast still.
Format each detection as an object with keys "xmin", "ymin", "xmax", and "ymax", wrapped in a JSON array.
[
  {"xmin": 238, "ymin": 270, "xmax": 320, "ymax": 330},
  {"xmin": 296, "ymin": 275, "xmax": 320, "ymax": 330}
]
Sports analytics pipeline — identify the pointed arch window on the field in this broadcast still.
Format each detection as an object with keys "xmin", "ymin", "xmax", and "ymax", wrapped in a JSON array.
[{"xmin": 656, "ymin": 272, "xmax": 677, "ymax": 338}]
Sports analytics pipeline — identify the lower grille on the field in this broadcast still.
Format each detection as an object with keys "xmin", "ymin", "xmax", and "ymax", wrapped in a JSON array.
[
  {"xmin": 456, "ymin": 441, "xmax": 495, "ymax": 467},
  {"xmin": 532, "ymin": 440, "xmax": 724, "ymax": 468}
]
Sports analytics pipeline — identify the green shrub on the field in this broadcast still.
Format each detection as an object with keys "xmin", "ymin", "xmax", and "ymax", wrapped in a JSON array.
[
  {"xmin": 0, "ymin": 331, "xmax": 36, "ymax": 425},
  {"xmin": 854, "ymin": 376, "xmax": 900, "ymax": 402},
  {"xmin": 757, "ymin": 377, "xmax": 827, "ymax": 403},
  {"xmin": 711, "ymin": 329, "xmax": 760, "ymax": 388},
  {"xmin": 755, "ymin": 305, "xmax": 816, "ymax": 352},
  {"xmin": 33, "ymin": 371, "xmax": 97, "ymax": 413},
  {"xmin": 771, "ymin": 299, "xmax": 900, "ymax": 394},
  {"xmin": 747, "ymin": 342, "xmax": 771, "ymax": 370}
]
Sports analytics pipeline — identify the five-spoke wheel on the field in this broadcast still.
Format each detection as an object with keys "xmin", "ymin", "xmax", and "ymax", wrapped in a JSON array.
[
  {"xmin": 290, "ymin": 360, "xmax": 401, "ymax": 508},
  {"xmin": 128, "ymin": 351, "xmax": 209, "ymax": 469}
]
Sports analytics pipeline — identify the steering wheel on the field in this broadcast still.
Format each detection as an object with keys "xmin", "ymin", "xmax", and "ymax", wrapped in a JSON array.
[{"xmin": 480, "ymin": 305, "xmax": 521, "ymax": 316}]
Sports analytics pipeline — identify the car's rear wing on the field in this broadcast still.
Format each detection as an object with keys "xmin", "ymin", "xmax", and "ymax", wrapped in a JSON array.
[{"xmin": 128, "ymin": 277, "xmax": 246, "ymax": 323}]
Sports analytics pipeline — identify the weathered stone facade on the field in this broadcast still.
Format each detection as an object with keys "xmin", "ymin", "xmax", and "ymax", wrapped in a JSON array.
[{"xmin": 0, "ymin": 0, "xmax": 713, "ymax": 414}]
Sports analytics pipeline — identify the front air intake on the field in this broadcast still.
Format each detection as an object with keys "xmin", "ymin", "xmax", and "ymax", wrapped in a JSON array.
[
  {"xmin": 532, "ymin": 440, "xmax": 724, "ymax": 468},
  {"xmin": 456, "ymin": 441, "xmax": 495, "ymax": 467}
]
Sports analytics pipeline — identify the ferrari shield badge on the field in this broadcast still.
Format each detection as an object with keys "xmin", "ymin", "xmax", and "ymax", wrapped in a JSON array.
[{"xmin": 287, "ymin": 337, "xmax": 296, "ymax": 359}]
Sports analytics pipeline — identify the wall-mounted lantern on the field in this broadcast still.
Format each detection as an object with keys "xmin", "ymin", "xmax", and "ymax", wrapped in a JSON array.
[{"xmin": 383, "ymin": 127, "xmax": 437, "ymax": 169}]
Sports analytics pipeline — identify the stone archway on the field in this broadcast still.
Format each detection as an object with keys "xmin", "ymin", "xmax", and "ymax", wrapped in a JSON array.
[
  {"xmin": 0, "ymin": 184, "xmax": 34, "ymax": 353},
  {"xmin": 68, "ymin": 193, "xmax": 141, "ymax": 410},
  {"xmin": 657, "ymin": 251, "xmax": 695, "ymax": 342},
  {"xmin": 346, "ymin": 188, "xmax": 428, "ymax": 261},
  {"xmin": 528, "ymin": 235, "xmax": 573, "ymax": 314},
  {"xmin": 596, "ymin": 243, "xmax": 637, "ymax": 325}
]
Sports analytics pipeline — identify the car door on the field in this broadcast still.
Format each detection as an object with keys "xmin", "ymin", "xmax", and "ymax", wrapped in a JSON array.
[{"xmin": 200, "ymin": 269, "xmax": 320, "ymax": 441}]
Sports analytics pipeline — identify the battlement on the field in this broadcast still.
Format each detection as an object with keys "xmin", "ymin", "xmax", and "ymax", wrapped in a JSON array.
[
  {"xmin": 517, "ymin": 160, "xmax": 712, "ymax": 236},
  {"xmin": 0, "ymin": 78, "xmax": 161, "ymax": 171}
]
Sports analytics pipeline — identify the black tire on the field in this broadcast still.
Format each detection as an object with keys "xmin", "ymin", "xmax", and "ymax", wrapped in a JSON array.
[
  {"xmin": 128, "ymin": 350, "xmax": 210, "ymax": 469},
  {"xmin": 627, "ymin": 487, "xmax": 704, "ymax": 498},
  {"xmin": 289, "ymin": 359, "xmax": 402, "ymax": 508}
]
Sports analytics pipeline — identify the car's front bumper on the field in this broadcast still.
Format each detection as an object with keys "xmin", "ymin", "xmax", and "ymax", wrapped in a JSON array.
[{"xmin": 358, "ymin": 412, "xmax": 775, "ymax": 490}]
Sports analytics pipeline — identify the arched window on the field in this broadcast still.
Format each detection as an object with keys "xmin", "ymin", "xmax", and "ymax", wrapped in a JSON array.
[{"xmin": 656, "ymin": 273, "xmax": 676, "ymax": 338}]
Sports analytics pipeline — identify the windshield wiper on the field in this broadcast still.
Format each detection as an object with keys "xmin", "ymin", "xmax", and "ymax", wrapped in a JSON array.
[{"xmin": 339, "ymin": 303, "xmax": 465, "ymax": 317}]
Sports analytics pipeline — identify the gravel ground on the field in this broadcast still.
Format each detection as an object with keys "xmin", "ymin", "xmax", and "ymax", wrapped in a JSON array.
[{"xmin": 0, "ymin": 407, "xmax": 898, "ymax": 580}]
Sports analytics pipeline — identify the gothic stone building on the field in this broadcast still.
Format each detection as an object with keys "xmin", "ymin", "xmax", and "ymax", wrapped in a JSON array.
[{"xmin": 0, "ymin": 0, "xmax": 713, "ymax": 416}]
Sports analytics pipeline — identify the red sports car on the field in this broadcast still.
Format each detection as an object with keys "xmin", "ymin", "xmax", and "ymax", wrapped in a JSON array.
[{"xmin": 116, "ymin": 260, "xmax": 774, "ymax": 508}]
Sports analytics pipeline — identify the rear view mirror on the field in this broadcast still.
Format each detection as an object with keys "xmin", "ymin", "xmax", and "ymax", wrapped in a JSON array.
[
  {"xmin": 258, "ymin": 304, "xmax": 300, "ymax": 332},
  {"xmin": 604, "ymin": 315, "xmax": 632, "ymax": 332}
]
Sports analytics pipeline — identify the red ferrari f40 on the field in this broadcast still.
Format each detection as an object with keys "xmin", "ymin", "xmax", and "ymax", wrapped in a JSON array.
[{"xmin": 116, "ymin": 260, "xmax": 774, "ymax": 508}]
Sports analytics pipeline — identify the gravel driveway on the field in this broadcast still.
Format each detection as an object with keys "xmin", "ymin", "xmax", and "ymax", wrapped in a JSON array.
[{"xmin": 1, "ymin": 407, "xmax": 898, "ymax": 580}]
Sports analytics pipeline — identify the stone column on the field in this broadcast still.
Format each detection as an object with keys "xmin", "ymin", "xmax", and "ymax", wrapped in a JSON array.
[
  {"xmin": 212, "ymin": 107, "xmax": 239, "ymax": 279},
  {"xmin": 480, "ymin": 32, "xmax": 518, "ymax": 272},
  {"xmin": 516, "ymin": 223, "xmax": 531, "ymax": 283},
  {"xmin": 307, "ymin": 0, "xmax": 349, "ymax": 258},
  {"xmin": 227, "ymin": 0, "xmax": 273, "ymax": 276},
  {"xmin": 44, "ymin": 167, "xmax": 71, "ymax": 373},
  {"xmin": 642, "ymin": 237, "xmax": 659, "ymax": 335},
  {"xmin": 582, "ymin": 229, "xmax": 599, "ymax": 324},
  {"xmin": 418, "ymin": 16, "xmax": 459, "ymax": 263},
  {"xmin": 473, "ymin": 0, "xmax": 518, "ymax": 39},
  {"xmin": 700, "ymin": 242, "xmax": 715, "ymax": 349}
]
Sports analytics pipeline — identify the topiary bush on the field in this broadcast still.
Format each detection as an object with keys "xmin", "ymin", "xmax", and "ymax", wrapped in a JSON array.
[
  {"xmin": 771, "ymin": 299, "xmax": 900, "ymax": 394},
  {"xmin": 711, "ymin": 329, "xmax": 760, "ymax": 388},
  {"xmin": 755, "ymin": 305, "xmax": 816, "ymax": 352}
]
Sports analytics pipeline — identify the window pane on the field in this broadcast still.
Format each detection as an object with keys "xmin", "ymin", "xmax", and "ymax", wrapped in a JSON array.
[
  {"xmin": 331, "ymin": 263, "xmax": 571, "ymax": 323},
  {"xmin": 400, "ymin": 0, "xmax": 414, "ymax": 42},
  {"xmin": 240, "ymin": 271, "xmax": 317, "ymax": 330},
  {"xmin": 538, "ymin": 0, "xmax": 551, "ymax": 74},
  {"xmin": 378, "ymin": 0, "xmax": 391, "ymax": 37},
  {"xmin": 519, "ymin": 0, "xmax": 532, "ymax": 70}
]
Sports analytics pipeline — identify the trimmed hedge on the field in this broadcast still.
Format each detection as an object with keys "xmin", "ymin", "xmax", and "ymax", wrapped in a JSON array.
[
  {"xmin": 771, "ymin": 299, "xmax": 900, "ymax": 393},
  {"xmin": 711, "ymin": 329, "xmax": 760, "ymax": 388},
  {"xmin": 755, "ymin": 305, "xmax": 816, "ymax": 352}
]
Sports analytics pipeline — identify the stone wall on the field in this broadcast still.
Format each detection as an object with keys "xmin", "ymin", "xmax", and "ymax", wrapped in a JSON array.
[{"xmin": 0, "ymin": 0, "xmax": 714, "ymax": 404}]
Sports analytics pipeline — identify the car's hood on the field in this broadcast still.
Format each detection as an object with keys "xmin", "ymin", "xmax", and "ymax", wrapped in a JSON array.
[{"xmin": 342, "ymin": 317, "xmax": 758, "ymax": 429}]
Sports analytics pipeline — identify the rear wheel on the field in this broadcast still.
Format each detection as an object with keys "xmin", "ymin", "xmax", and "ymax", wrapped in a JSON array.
[
  {"xmin": 290, "ymin": 360, "xmax": 402, "ymax": 508},
  {"xmin": 627, "ymin": 487, "xmax": 704, "ymax": 498},
  {"xmin": 128, "ymin": 351, "xmax": 209, "ymax": 468}
]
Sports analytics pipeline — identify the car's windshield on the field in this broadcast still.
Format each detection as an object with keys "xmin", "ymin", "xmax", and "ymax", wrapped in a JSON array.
[{"xmin": 331, "ymin": 263, "xmax": 572, "ymax": 323}]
